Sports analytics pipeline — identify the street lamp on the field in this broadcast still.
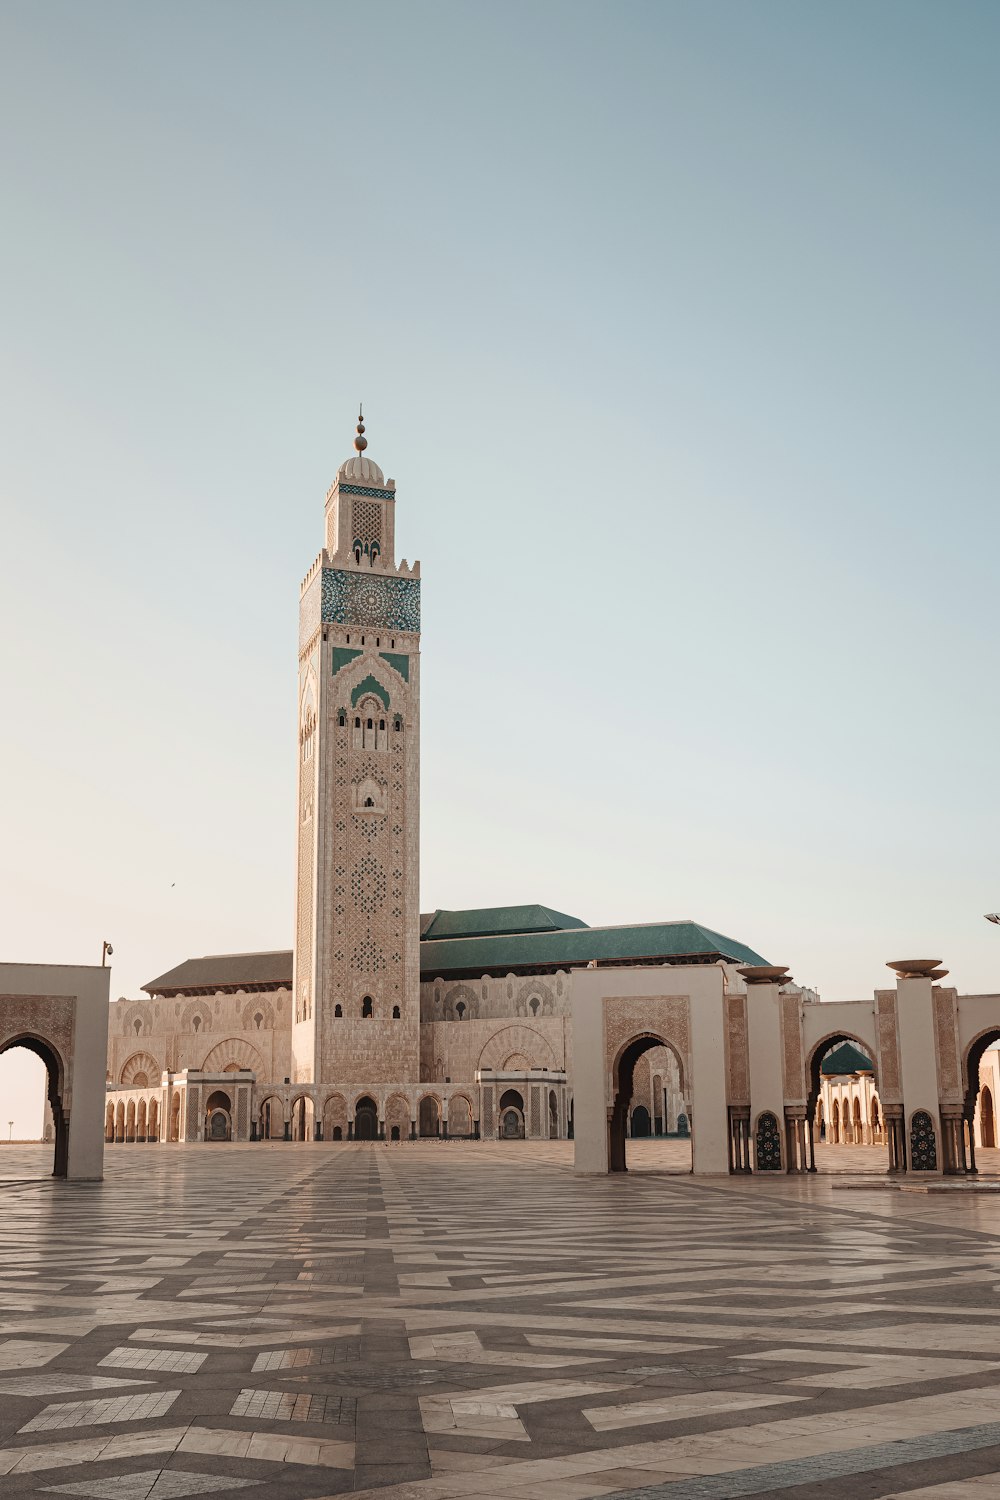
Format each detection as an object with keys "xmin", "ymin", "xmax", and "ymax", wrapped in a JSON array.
[{"xmin": 101, "ymin": 941, "xmax": 114, "ymax": 966}]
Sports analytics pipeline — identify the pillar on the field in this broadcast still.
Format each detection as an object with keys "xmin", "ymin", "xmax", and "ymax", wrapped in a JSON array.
[
  {"xmin": 893, "ymin": 971, "xmax": 945, "ymax": 1176},
  {"xmin": 744, "ymin": 975, "xmax": 792, "ymax": 1169}
]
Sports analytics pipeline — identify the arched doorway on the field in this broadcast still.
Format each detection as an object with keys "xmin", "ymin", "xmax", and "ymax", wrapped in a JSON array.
[
  {"xmin": 0, "ymin": 1037, "xmax": 66, "ymax": 1176},
  {"xmin": 962, "ymin": 1032, "xmax": 1000, "ymax": 1174},
  {"xmin": 418, "ymin": 1095, "xmax": 440, "ymax": 1138},
  {"xmin": 205, "ymin": 1090, "xmax": 232, "ymax": 1142},
  {"xmin": 148, "ymin": 1096, "xmax": 159, "ymax": 1143},
  {"xmin": 291, "ymin": 1095, "xmax": 315, "ymax": 1142},
  {"xmin": 630, "ymin": 1105, "xmax": 651, "ymax": 1138},
  {"xmin": 354, "ymin": 1096, "xmax": 378, "ymax": 1141},
  {"xmin": 548, "ymin": 1089, "xmax": 559, "ymax": 1139},
  {"xmin": 609, "ymin": 1036, "xmax": 688, "ymax": 1173},
  {"xmin": 499, "ymin": 1089, "xmax": 525, "ymax": 1139},
  {"xmin": 807, "ymin": 1036, "xmax": 889, "ymax": 1174},
  {"xmin": 449, "ymin": 1095, "xmax": 473, "ymax": 1137},
  {"xmin": 259, "ymin": 1096, "xmax": 283, "ymax": 1141}
]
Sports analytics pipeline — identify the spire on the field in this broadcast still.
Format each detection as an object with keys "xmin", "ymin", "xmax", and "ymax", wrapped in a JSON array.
[{"xmin": 354, "ymin": 405, "xmax": 367, "ymax": 454}]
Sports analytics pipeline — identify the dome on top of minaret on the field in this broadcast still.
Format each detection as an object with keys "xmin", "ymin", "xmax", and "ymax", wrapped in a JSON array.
[
  {"xmin": 336, "ymin": 406, "xmax": 385, "ymax": 486},
  {"xmin": 337, "ymin": 452, "xmax": 385, "ymax": 486}
]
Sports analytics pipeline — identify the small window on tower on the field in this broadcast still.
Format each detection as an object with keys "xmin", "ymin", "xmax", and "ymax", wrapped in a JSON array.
[
  {"xmin": 362, "ymin": 996, "xmax": 374, "ymax": 1019},
  {"xmin": 354, "ymin": 716, "xmax": 361, "ymax": 729},
  {"xmin": 392, "ymin": 1004, "xmax": 401, "ymax": 1019},
  {"xmin": 378, "ymin": 719, "xmax": 385, "ymax": 731},
  {"xmin": 334, "ymin": 1004, "xmax": 343, "ymax": 1018},
  {"xmin": 367, "ymin": 718, "xmax": 373, "ymax": 730},
  {"xmin": 354, "ymin": 546, "xmax": 361, "ymax": 564},
  {"xmin": 338, "ymin": 711, "xmax": 346, "ymax": 728}
]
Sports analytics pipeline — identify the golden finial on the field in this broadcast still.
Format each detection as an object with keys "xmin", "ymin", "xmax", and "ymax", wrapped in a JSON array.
[{"xmin": 354, "ymin": 404, "xmax": 367, "ymax": 454}]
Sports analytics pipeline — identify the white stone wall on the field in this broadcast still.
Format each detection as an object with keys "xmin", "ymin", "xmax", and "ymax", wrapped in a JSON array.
[{"xmin": 107, "ymin": 990, "xmax": 293, "ymax": 1087}]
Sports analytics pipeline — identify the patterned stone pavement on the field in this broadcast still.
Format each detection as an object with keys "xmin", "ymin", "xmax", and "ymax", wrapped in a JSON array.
[{"xmin": 4, "ymin": 1142, "xmax": 1000, "ymax": 1499}]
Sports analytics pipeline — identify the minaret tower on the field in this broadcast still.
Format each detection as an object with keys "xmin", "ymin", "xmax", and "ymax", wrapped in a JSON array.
[{"xmin": 294, "ymin": 413, "xmax": 421, "ymax": 1088}]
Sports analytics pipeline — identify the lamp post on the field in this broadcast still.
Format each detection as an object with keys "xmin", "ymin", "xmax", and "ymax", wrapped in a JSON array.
[{"xmin": 101, "ymin": 941, "xmax": 113, "ymax": 967}]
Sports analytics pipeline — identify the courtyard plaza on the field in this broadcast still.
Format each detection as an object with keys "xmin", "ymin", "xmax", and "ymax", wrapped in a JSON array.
[{"xmin": 4, "ymin": 1149, "xmax": 1000, "ymax": 1499}]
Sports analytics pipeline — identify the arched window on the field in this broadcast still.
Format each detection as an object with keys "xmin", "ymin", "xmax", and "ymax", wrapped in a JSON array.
[
  {"xmin": 354, "ymin": 545, "xmax": 362, "ymax": 564},
  {"xmin": 529, "ymin": 997, "xmax": 540, "ymax": 1016},
  {"xmin": 338, "ymin": 711, "xmax": 346, "ymax": 728},
  {"xmin": 363, "ymin": 796, "xmax": 375, "ymax": 808},
  {"xmin": 392, "ymin": 1004, "xmax": 400, "ymax": 1019},
  {"xmin": 354, "ymin": 716, "xmax": 361, "ymax": 729},
  {"xmin": 456, "ymin": 1001, "xmax": 466, "ymax": 1020},
  {"xmin": 362, "ymin": 996, "xmax": 374, "ymax": 1019},
  {"xmin": 334, "ymin": 1004, "xmax": 343, "ymax": 1018},
  {"xmin": 366, "ymin": 718, "xmax": 373, "ymax": 730}
]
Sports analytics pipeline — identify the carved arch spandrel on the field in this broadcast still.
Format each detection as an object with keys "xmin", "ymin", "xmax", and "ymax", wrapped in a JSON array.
[
  {"xmin": 0, "ymin": 995, "xmax": 76, "ymax": 1103},
  {"xmin": 602, "ymin": 997, "xmax": 691, "ymax": 1108},
  {"xmin": 200, "ymin": 1037, "xmax": 266, "ymax": 1075},
  {"xmin": 120, "ymin": 1051, "xmax": 161, "ymax": 1088},
  {"xmin": 477, "ymin": 1025, "xmax": 558, "ymax": 1072}
]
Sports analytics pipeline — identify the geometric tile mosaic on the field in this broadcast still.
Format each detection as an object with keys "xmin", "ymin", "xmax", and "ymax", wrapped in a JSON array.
[{"xmin": 6, "ymin": 1139, "xmax": 1000, "ymax": 1500}]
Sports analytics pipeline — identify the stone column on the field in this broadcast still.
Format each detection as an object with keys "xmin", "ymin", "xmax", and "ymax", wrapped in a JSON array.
[
  {"xmin": 741, "ymin": 968, "xmax": 794, "ymax": 1171},
  {"xmin": 890, "ymin": 964, "xmax": 947, "ymax": 1176}
]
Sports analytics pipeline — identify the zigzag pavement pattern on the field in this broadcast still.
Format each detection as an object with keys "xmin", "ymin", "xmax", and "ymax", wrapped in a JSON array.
[{"xmin": 3, "ymin": 1141, "xmax": 1000, "ymax": 1499}]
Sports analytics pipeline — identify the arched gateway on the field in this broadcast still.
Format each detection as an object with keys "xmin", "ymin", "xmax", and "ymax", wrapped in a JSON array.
[
  {"xmin": 572, "ymin": 956, "xmax": 1000, "ymax": 1180},
  {"xmin": 0, "ymin": 963, "xmax": 110, "ymax": 1180}
]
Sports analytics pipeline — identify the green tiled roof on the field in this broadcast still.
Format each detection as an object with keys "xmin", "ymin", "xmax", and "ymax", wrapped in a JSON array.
[
  {"xmin": 419, "ymin": 919, "xmax": 767, "ymax": 979},
  {"xmin": 820, "ymin": 1041, "xmax": 875, "ymax": 1076},
  {"xmin": 420, "ymin": 904, "xmax": 589, "ymax": 941}
]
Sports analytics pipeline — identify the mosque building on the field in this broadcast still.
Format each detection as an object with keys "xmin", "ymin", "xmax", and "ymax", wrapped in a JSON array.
[{"xmin": 103, "ymin": 418, "xmax": 771, "ymax": 1146}]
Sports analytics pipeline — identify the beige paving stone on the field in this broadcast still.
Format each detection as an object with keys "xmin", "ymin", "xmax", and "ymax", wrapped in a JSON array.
[{"xmin": 582, "ymin": 1390, "xmax": 803, "ymax": 1431}]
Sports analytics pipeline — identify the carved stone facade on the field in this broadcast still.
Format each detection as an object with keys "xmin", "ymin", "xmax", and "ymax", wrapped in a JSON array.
[{"xmin": 295, "ymin": 431, "xmax": 421, "ymax": 1088}]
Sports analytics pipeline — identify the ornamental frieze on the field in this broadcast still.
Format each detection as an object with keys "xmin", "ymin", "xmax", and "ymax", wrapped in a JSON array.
[{"xmin": 321, "ymin": 569, "xmax": 420, "ymax": 632}]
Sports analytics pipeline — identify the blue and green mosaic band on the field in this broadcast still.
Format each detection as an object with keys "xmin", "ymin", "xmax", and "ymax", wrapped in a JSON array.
[
  {"xmin": 339, "ymin": 483, "xmax": 396, "ymax": 501},
  {"xmin": 321, "ymin": 569, "xmax": 420, "ymax": 632}
]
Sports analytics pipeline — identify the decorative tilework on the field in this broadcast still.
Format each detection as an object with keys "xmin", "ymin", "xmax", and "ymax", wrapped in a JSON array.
[
  {"xmin": 321, "ymin": 569, "xmax": 420, "ymax": 631},
  {"xmin": 332, "ymin": 647, "xmax": 363, "ymax": 676},
  {"xmin": 351, "ymin": 674, "xmax": 390, "ymax": 709},
  {"xmin": 755, "ymin": 1111, "xmax": 782, "ymax": 1170},
  {"xmin": 910, "ymin": 1109, "xmax": 938, "ymax": 1171},
  {"xmin": 339, "ymin": 483, "xmax": 395, "ymax": 501},
  {"xmin": 378, "ymin": 651, "xmax": 410, "ymax": 681}
]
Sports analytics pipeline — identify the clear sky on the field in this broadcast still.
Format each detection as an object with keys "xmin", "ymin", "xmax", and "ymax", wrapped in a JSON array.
[{"xmin": 2, "ymin": 1, "xmax": 999, "ymax": 1136}]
